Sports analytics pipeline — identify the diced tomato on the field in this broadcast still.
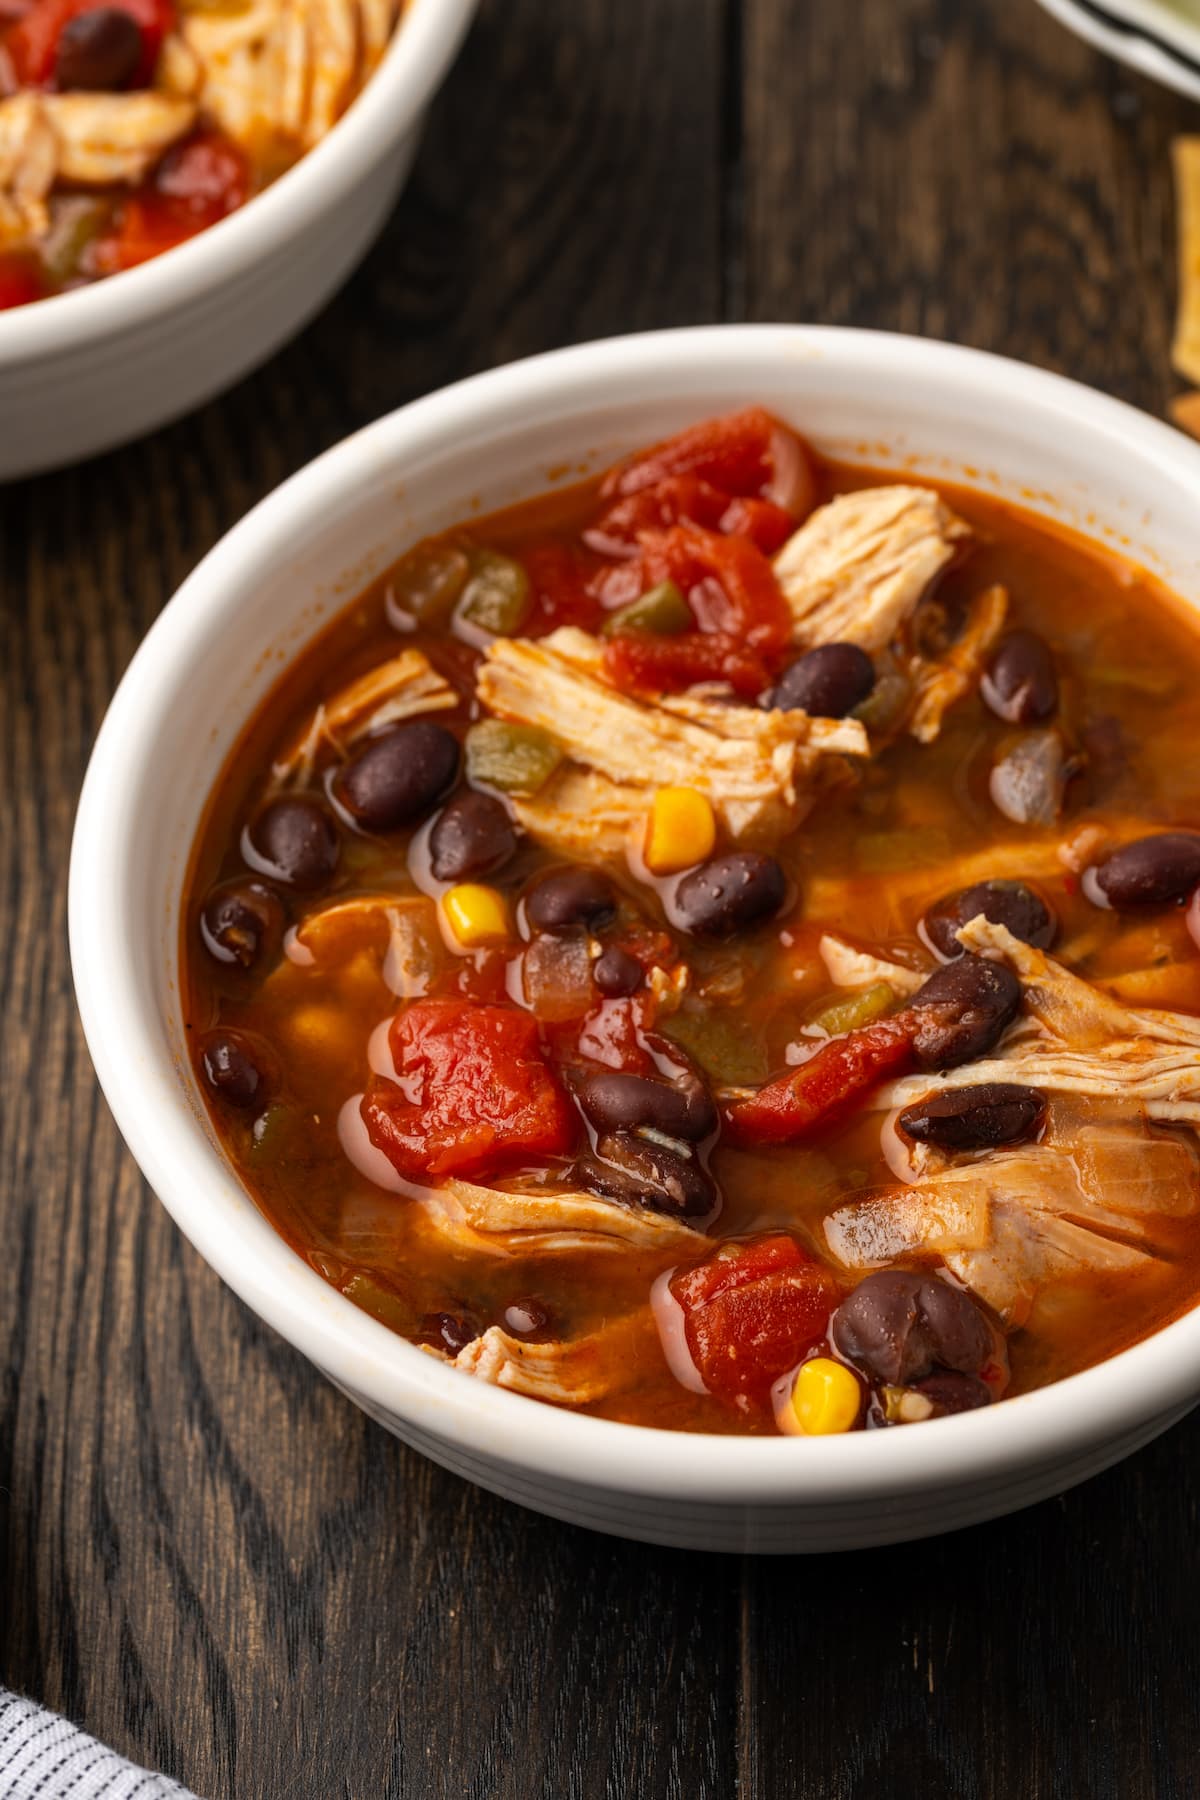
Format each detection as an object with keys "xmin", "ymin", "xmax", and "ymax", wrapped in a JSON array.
[
  {"xmin": 6, "ymin": 0, "xmax": 171, "ymax": 86},
  {"xmin": 603, "ymin": 630, "xmax": 769, "ymax": 701},
  {"xmin": 726, "ymin": 1015, "xmax": 918, "ymax": 1145},
  {"xmin": 362, "ymin": 999, "xmax": 577, "ymax": 1181},
  {"xmin": 584, "ymin": 475, "xmax": 730, "ymax": 554},
  {"xmin": 0, "ymin": 252, "xmax": 47, "ymax": 309},
  {"xmin": 718, "ymin": 495, "xmax": 795, "ymax": 555},
  {"xmin": 521, "ymin": 541, "xmax": 604, "ymax": 637},
  {"xmin": 450, "ymin": 947, "xmax": 512, "ymax": 1004},
  {"xmin": 559, "ymin": 995, "xmax": 657, "ymax": 1075},
  {"xmin": 601, "ymin": 406, "xmax": 813, "ymax": 508},
  {"xmin": 630, "ymin": 523, "xmax": 792, "ymax": 652},
  {"xmin": 91, "ymin": 129, "xmax": 249, "ymax": 273},
  {"xmin": 670, "ymin": 1234, "xmax": 841, "ymax": 1404}
]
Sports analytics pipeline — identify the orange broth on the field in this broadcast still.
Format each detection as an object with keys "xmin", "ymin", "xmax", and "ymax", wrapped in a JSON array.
[{"xmin": 182, "ymin": 433, "xmax": 1200, "ymax": 1435}]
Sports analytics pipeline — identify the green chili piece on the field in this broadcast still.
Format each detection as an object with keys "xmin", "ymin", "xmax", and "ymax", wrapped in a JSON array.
[
  {"xmin": 662, "ymin": 1008, "xmax": 769, "ymax": 1087},
  {"xmin": 457, "ymin": 550, "xmax": 531, "ymax": 636},
  {"xmin": 807, "ymin": 981, "xmax": 895, "ymax": 1038},
  {"xmin": 41, "ymin": 197, "xmax": 111, "ymax": 285},
  {"xmin": 465, "ymin": 719, "xmax": 563, "ymax": 795},
  {"xmin": 602, "ymin": 580, "xmax": 692, "ymax": 638},
  {"xmin": 389, "ymin": 540, "xmax": 470, "ymax": 627},
  {"xmin": 340, "ymin": 1272, "xmax": 419, "ymax": 1336},
  {"xmin": 852, "ymin": 668, "xmax": 911, "ymax": 734}
]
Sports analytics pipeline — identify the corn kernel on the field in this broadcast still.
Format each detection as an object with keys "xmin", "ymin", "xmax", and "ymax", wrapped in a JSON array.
[
  {"xmin": 643, "ymin": 786, "xmax": 717, "ymax": 875},
  {"xmin": 791, "ymin": 1357, "xmax": 861, "ymax": 1436},
  {"xmin": 442, "ymin": 883, "xmax": 511, "ymax": 949}
]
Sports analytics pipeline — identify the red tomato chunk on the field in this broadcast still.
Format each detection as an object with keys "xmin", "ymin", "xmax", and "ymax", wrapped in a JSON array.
[
  {"xmin": 671, "ymin": 1235, "xmax": 841, "ymax": 1405},
  {"xmin": 601, "ymin": 406, "xmax": 815, "ymax": 516},
  {"xmin": 94, "ymin": 129, "xmax": 250, "ymax": 273},
  {"xmin": 6, "ymin": 0, "xmax": 171, "ymax": 86},
  {"xmin": 363, "ymin": 999, "xmax": 577, "ymax": 1181},
  {"xmin": 602, "ymin": 630, "xmax": 769, "ymax": 701},
  {"xmin": 726, "ymin": 1017, "xmax": 918, "ymax": 1145}
]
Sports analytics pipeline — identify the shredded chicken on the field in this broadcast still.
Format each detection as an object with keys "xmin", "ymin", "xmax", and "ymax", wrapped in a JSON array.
[
  {"xmin": 180, "ymin": 0, "xmax": 401, "ymax": 154},
  {"xmin": 271, "ymin": 649, "xmax": 456, "ymax": 787},
  {"xmin": 0, "ymin": 92, "xmax": 196, "ymax": 240},
  {"xmin": 906, "ymin": 584, "xmax": 1009, "ymax": 744},
  {"xmin": 421, "ymin": 1179, "xmax": 703, "ymax": 1259},
  {"xmin": 290, "ymin": 893, "xmax": 442, "ymax": 997},
  {"xmin": 453, "ymin": 1317, "xmax": 645, "ymax": 1405},
  {"xmin": 818, "ymin": 934, "xmax": 927, "ymax": 996},
  {"xmin": 876, "ymin": 917, "xmax": 1200, "ymax": 1126},
  {"xmin": 772, "ymin": 486, "xmax": 969, "ymax": 652},
  {"xmin": 511, "ymin": 766, "xmax": 646, "ymax": 862},
  {"xmin": 477, "ymin": 627, "xmax": 867, "ymax": 846},
  {"xmin": 826, "ymin": 1123, "xmax": 1196, "ymax": 1325}
]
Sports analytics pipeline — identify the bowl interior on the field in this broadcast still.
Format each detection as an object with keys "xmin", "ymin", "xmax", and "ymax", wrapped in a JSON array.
[{"xmin": 71, "ymin": 326, "xmax": 1200, "ymax": 1498}]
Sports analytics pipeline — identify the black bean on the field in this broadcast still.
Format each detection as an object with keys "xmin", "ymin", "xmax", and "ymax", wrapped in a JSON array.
[
  {"xmin": 922, "ymin": 878, "xmax": 1056, "ymax": 959},
  {"xmin": 572, "ymin": 1132, "xmax": 718, "ymax": 1221},
  {"xmin": 898, "ymin": 1081, "xmax": 1045, "ymax": 1151},
  {"xmin": 526, "ymin": 866, "xmax": 616, "ymax": 931},
  {"xmin": 418, "ymin": 1311, "xmax": 480, "ymax": 1356},
  {"xmin": 245, "ymin": 795, "xmax": 339, "ymax": 891},
  {"xmin": 429, "ymin": 789, "xmax": 517, "ymax": 881},
  {"xmin": 54, "ymin": 6, "xmax": 142, "ymax": 89},
  {"xmin": 576, "ymin": 1068, "xmax": 717, "ymax": 1143},
  {"xmin": 910, "ymin": 953, "xmax": 1022, "ymax": 1070},
  {"xmin": 766, "ymin": 643, "xmax": 876, "ymax": 718},
  {"xmin": 199, "ymin": 880, "xmax": 286, "ymax": 971},
  {"xmin": 333, "ymin": 720, "xmax": 459, "ymax": 832},
  {"xmin": 1083, "ymin": 832, "xmax": 1200, "ymax": 912},
  {"xmin": 199, "ymin": 1031, "xmax": 266, "ymax": 1108},
  {"xmin": 831, "ymin": 1270, "xmax": 993, "ymax": 1386},
  {"xmin": 673, "ymin": 851, "xmax": 787, "ymax": 938},
  {"xmin": 980, "ymin": 629, "xmax": 1059, "ymax": 725},
  {"xmin": 912, "ymin": 1371, "xmax": 992, "ymax": 1416},
  {"xmin": 593, "ymin": 946, "xmax": 644, "ymax": 997}
]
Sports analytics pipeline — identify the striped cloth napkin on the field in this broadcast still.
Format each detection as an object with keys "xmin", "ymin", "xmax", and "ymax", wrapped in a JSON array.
[{"xmin": 0, "ymin": 1689, "xmax": 200, "ymax": 1799}]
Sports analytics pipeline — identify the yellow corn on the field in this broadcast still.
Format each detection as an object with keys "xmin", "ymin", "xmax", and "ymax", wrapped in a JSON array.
[
  {"xmin": 791, "ymin": 1358, "xmax": 861, "ymax": 1436},
  {"xmin": 442, "ymin": 883, "xmax": 510, "ymax": 948},
  {"xmin": 643, "ymin": 786, "xmax": 717, "ymax": 875}
]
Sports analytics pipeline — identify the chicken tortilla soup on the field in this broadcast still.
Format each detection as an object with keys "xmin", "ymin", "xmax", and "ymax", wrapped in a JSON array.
[
  {"xmin": 0, "ymin": 0, "xmax": 407, "ymax": 304},
  {"xmin": 183, "ymin": 408, "xmax": 1200, "ymax": 1437}
]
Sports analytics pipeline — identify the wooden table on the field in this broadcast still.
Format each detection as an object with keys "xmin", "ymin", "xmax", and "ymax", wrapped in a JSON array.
[{"xmin": 4, "ymin": 2, "xmax": 1199, "ymax": 1794}]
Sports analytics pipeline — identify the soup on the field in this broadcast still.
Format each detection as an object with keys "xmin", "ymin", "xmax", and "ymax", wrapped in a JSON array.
[
  {"xmin": 0, "ymin": 0, "xmax": 405, "ymax": 305},
  {"xmin": 183, "ymin": 407, "xmax": 1200, "ymax": 1437}
]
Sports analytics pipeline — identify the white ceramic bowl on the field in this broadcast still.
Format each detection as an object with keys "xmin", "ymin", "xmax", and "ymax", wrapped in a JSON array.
[
  {"xmin": 70, "ymin": 325, "xmax": 1200, "ymax": 1553},
  {"xmin": 1037, "ymin": 0, "xmax": 1200, "ymax": 102},
  {"xmin": 0, "ymin": 0, "xmax": 477, "ymax": 480}
]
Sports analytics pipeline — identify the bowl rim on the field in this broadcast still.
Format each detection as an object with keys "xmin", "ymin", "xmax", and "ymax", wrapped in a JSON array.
[
  {"xmin": 0, "ymin": 0, "xmax": 478, "ymax": 364},
  {"xmin": 69, "ymin": 323, "xmax": 1200, "ymax": 1506}
]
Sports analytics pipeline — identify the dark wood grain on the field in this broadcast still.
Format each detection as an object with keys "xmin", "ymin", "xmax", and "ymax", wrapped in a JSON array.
[{"xmin": 3, "ymin": 1, "xmax": 1200, "ymax": 1796}]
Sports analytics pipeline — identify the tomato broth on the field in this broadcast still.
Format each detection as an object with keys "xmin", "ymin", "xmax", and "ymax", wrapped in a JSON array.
[{"xmin": 183, "ymin": 409, "xmax": 1200, "ymax": 1436}]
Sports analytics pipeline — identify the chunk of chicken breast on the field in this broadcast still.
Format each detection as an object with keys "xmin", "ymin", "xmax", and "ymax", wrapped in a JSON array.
[
  {"xmin": 477, "ymin": 626, "xmax": 867, "ymax": 848},
  {"xmin": 773, "ymin": 485, "xmax": 969, "ymax": 652}
]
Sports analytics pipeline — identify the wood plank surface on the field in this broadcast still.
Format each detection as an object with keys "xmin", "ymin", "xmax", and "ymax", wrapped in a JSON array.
[{"xmin": 2, "ymin": 1, "xmax": 1199, "ymax": 1796}]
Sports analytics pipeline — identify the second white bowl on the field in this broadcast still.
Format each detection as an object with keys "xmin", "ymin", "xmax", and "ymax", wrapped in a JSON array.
[{"xmin": 0, "ymin": 0, "xmax": 476, "ymax": 480}]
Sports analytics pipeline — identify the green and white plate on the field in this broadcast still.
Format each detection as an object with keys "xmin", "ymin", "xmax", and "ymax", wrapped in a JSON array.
[{"xmin": 1038, "ymin": 0, "xmax": 1200, "ymax": 102}]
